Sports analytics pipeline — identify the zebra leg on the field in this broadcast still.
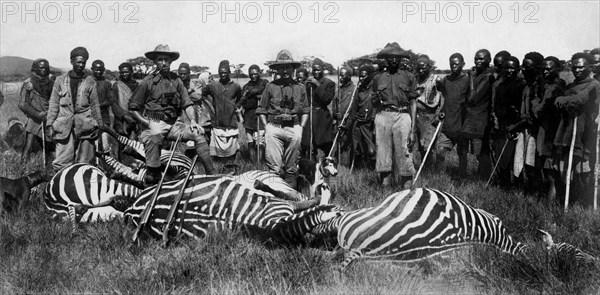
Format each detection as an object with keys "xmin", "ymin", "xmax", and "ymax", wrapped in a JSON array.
[
  {"xmin": 289, "ymin": 198, "xmax": 320, "ymax": 211},
  {"xmin": 68, "ymin": 205, "xmax": 77, "ymax": 233},
  {"xmin": 340, "ymin": 249, "xmax": 362, "ymax": 272}
]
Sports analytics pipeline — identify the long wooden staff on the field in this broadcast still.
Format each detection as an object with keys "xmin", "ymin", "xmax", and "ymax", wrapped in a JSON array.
[
  {"xmin": 42, "ymin": 122, "xmax": 47, "ymax": 165},
  {"xmin": 309, "ymin": 87, "xmax": 313, "ymax": 159},
  {"xmin": 413, "ymin": 120, "xmax": 443, "ymax": 186},
  {"xmin": 133, "ymin": 133, "xmax": 183, "ymax": 242},
  {"xmin": 328, "ymin": 80, "xmax": 361, "ymax": 158},
  {"xmin": 564, "ymin": 117, "xmax": 578, "ymax": 212},
  {"xmin": 256, "ymin": 117, "xmax": 261, "ymax": 165},
  {"xmin": 595, "ymin": 109, "xmax": 599, "ymax": 211},
  {"xmin": 485, "ymin": 138, "xmax": 510, "ymax": 189}
]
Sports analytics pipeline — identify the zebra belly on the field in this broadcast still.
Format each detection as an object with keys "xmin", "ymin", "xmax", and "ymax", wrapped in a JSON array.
[{"xmin": 125, "ymin": 176, "xmax": 295, "ymax": 240}]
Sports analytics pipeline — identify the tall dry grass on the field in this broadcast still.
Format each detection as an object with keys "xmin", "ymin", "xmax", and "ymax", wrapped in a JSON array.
[{"xmin": 1, "ymin": 81, "xmax": 599, "ymax": 294}]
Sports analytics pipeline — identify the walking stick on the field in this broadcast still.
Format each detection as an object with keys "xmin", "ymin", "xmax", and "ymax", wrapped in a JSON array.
[
  {"xmin": 256, "ymin": 117, "xmax": 261, "ymax": 165},
  {"xmin": 336, "ymin": 67, "xmax": 341, "ymax": 160},
  {"xmin": 565, "ymin": 117, "xmax": 578, "ymax": 212},
  {"xmin": 595, "ymin": 113, "xmax": 599, "ymax": 211},
  {"xmin": 42, "ymin": 122, "xmax": 47, "ymax": 165},
  {"xmin": 133, "ymin": 133, "xmax": 183, "ymax": 242},
  {"xmin": 328, "ymin": 80, "xmax": 361, "ymax": 158},
  {"xmin": 485, "ymin": 137, "xmax": 510, "ymax": 189},
  {"xmin": 162, "ymin": 155, "xmax": 198, "ymax": 247},
  {"xmin": 413, "ymin": 120, "xmax": 443, "ymax": 186},
  {"xmin": 309, "ymin": 87, "xmax": 313, "ymax": 159}
]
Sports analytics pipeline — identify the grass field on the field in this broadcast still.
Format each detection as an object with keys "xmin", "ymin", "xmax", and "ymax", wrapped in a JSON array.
[{"xmin": 1, "ymin": 80, "xmax": 599, "ymax": 294}]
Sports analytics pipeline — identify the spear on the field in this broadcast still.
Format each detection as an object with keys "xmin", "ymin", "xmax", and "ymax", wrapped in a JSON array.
[{"xmin": 564, "ymin": 117, "xmax": 577, "ymax": 212}]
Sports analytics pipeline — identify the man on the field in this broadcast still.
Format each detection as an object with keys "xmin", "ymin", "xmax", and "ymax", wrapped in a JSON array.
[
  {"xmin": 129, "ymin": 44, "xmax": 215, "ymax": 184},
  {"xmin": 19, "ymin": 58, "xmax": 55, "ymax": 159},
  {"xmin": 0, "ymin": 90, "xmax": 4, "ymax": 108},
  {"xmin": 461, "ymin": 49, "xmax": 495, "ymax": 178},
  {"xmin": 334, "ymin": 66, "xmax": 356, "ymax": 164},
  {"xmin": 490, "ymin": 56, "xmax": 526, "ymax": 187},
  {"xmin": 178, "ymin": 63, "xmax": 192, "ymax": 91},
  {"xmin": 256, "ymin": 49, "xmax": 309, "ymax": 187},
  {"xmin": 339, "ymin": 64, "xmax": 376, "ymax": 169},
  {"xmin": 46, "ymin": 47, "xmax": 104, "ymax": 172},
  {"xmin": 413, "ymin": 56, "xmax": 442, "ymax": 169},
  {"xmin": 531, "ymin": 56, "xmax": 565, "ymax": 202},
  {"xmin": 111, "ymin": 62, "xmax": 138, "ymax": 138},
  {"xmin": 517, "ymin": 52, "xmax": 545, "ymax": 186},
  {"xmin": 302, "ymin": 58, "xmax": 336, "ymax": 160},
  {"xmin": 296, "ymin": 68, "xmax": 309, "ymax": 84},
  {"xmin": 554, "ymin": 52, "xmax": 600, "ymax": 206},
  {"xmin": 239, "ymin": 64, "xmax": 269, "ymax": 160},
  {"xmin": 202, "ymin": 60, "xmax": 243, "ymax": 162},
  {"xmin": 591, "ymin": 48, "xmax": 600, "ymax": 81},
  {"xmin": 435, "ymin": 53, "xmax": 469, "ymax": 177},
  {"xmin": 91, "ymin": 60, "xmax": 116, "ymax": 157},
  {"xmin": 371, "ymin": 47, "xmax": 418, "ymax": 187},
  {"xmin": 493, "ymin": 51, "xmax": 511, "ymax": 79}
]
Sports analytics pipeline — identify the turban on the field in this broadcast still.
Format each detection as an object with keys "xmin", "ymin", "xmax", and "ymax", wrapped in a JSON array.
[
  {"xmin": 178, "ymin": 62, "xmax": 190, "ymax": 71},
  {"xmin": 70, "ymin": 46, "xmax": 89, "ymax": 60},
  {"xmin": 358, "ymin": 64, "xmax": 374, "ymax": 74},
  {"xmin": 296, "ymin": 68, "xmax": 308, "ymax": 75},
  {"xmin": 218, "ymin": 60, "xmax": 230, "ymax": 71},
  {"xmin": 248, "ymin": 64, "xmax": 260, "ymax": 73},
  {"xmin": 198, "ymin": 72, "xmax": 211, "ymax": 86},
  {"xmin": 91, "ymin": 60, "xmax": 105, "ymax": 69},
  {"xmin": 118, "ymin": 62, "xmax": 133, "ymax": 71},
  {"xmin": 31, "ymin": 58, "xmax": 49, "ymax": 71},
  {"xmin": 312, "ymin": 58, "xmax": 325, "ymax": 68}
]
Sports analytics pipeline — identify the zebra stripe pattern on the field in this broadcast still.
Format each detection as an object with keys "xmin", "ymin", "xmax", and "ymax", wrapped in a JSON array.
[
  {"xmin": 124, "ymin": 175, "xmax": 340, "ymax": 244},
  {"xmin": 44, "ymin": 164, "xmax": 141, "ymax": 222},
  {"xmin": 233, "ymin": 170, "xmax": 308, "ymax": 202},
  {"xmin": 539, "ymin": 229, "xmax": 598, "ymax": 265},
  {"xmin": 333, "ymin": 188, "xmax": 526, "ymax": 269}
]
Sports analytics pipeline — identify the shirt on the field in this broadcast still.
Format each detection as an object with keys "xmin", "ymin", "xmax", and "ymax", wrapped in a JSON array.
[
  {"xmin": 416, "ymin": 73, "xmax": 442, "ymax": 111},
  {"xmin": 202, "ymin": 79, "xmax": 242, "ymax": 129},
  {"xmin": 256, "ymin": 78, "xmax": 309, "ymax": 117},
  {"xmin": 371, "ymin": 70, "xmax": 418, "ymax": 108},
  {"xmin": 438, "ymin": 73, "xmax": 469, "ymax": 137},
  {"xmin": 129, "ymin": 72, "xmax": 192, "ymax": 115}
]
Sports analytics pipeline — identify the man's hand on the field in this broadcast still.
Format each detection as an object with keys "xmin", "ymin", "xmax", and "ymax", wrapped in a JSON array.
[
  {"xmin": 306, "ymin": 77, "xmax": 320, "ymax": 88},
  {"xmin": 38, "ymin": 111, "xmax": 47, "ymax": 122},
  {"xmin": 189, "ymin": 121, "xmax": 203, "ymax": 134},
  {"xmin": 46, "ymin": 125, "xmax": 54, "ymax": 139},
  {"xmin": 407, "ymin": 131, "xmax": 416, "ymax": 151}
]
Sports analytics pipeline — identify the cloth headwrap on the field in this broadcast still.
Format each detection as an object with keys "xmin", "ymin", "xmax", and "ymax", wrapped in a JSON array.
[
  {"xmin": 118, "ymin": 62, "xmax": 133, "ymax": 71},
  {"xmin": 297, "ymin": 68, "xmax": 308, "ymax": 75},
  {"xmin": 248, "ymin": 64, "xmax": 260, "ymax": 72},
  {"xmin": 70, "ymin": 46, "xmax": 89, "ymax": 60},
  {"xmin": 342, "ymin": 66, "xmax": 353, "ymax": 75},
  {"xmin": 178, "ymin": 62, "xmax": 190, "ymax": 71},
  {"xmin": 91, "ymin": 60, "xmax": 105, "ymax": 69},
  {"xmin": 359, "ymin": 64, "xmax": 374, "ymax": 74},
  {"xmin": 218, "ymin": 60, "xmax": 230, "ymax": 71},
  {"xmin": 31, "ymin": 58, "xmax": 49, "ymax": 71},
  {"xmin": 198, "ymin": 72, "xmax": 211, "ymax": 86},
  {"xmin": 312, "ymin": 58, "xmax": 324, "ymax": 67}
]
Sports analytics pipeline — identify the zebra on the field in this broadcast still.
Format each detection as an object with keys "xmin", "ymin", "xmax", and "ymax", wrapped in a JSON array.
[
  {"xmin": 309, "ymin": 188, "xmax": 527, "ymax": 270},
  {"xmin": 124, "ymin": 175, "xmax": 340, "ymax": 244},
  {"xmin": 538, "ymin": 229, "xmax": 598, "ymax": 265},
  {"xmin": 99, "ymin": 153, "xmax": 190, "ymax": 187},
  {"xmin": 44, "ymin": 164, "xmax": 141, "ymax": 226},
  {"xmin": 233, "ymin": 170, "xmax": 308, "ymax": 202}
]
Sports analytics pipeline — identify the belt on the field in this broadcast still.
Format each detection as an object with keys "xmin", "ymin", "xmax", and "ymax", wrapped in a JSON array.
[
  {"xmin": 143, "ymin": 109, "xmax": 178, "ymax": 125},
  {"xmin": 381, "ymin": 106, "xmax": 409, "ymax": 113},
  {"xmin": 267, "ymin": 114, "xmax": 299, "ymax": 127}
]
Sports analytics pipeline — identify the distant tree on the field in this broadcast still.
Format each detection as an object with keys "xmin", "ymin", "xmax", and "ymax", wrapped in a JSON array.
[
  {"xmin": 344, "ymin": 42, "xmax": 435, "ymax": 71},
  {"xmin": 231, "ymin": 63, "xmax": 246, "ymax": 78},
  {"xmin": 126, "ymin": 56, "xmax": 155, "ymax": 79},
  {"xmin": 264, "ymin": 57, "xmax": 336, "ymax": 75},
  {"xmin": 189, "ymin": 65, "xmax": 209, "ymax": 74}
]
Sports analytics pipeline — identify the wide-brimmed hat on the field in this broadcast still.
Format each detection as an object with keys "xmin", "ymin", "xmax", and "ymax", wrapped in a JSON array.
[
  {"xmin": 145, "ymin": 44, "xmax": 180, "ymax": 61},
  {"xmin": 376, "ymin": 47, "xmax": 410, "ymax": 59},
  {"xmin": 269, "ymin": 50, "xmax": 302, "ymax": 69}
]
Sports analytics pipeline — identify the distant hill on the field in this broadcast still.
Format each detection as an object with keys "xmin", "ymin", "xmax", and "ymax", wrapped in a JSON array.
[{"xmin": 0, "ymin": 56, "xmax": 64, "ymax": 81}]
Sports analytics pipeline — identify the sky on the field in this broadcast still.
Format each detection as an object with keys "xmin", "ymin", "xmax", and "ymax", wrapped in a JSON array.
[{"xmin": 1, "ymin": 0, "xmax": 599, "ymax": 71}]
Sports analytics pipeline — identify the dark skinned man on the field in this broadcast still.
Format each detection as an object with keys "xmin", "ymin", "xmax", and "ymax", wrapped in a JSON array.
[
  {"xmin": 256, "ymin": 50, "xmax": 309, "ymax": 188},
  {"xmin": 46, "ymin": 47, "xmax": 104, "ymax": 172},
  {"xmin": 372, "ymin": 47, "xmax": 418, "ymax": 187},
  {"xmin": 462, "ymin": 49, "xmax": 495, "ymax": 179},
  {"xmin": 435, "ymin": 53, "xmax": 469, "ymax": 177},
  {"xmin": 334, "ymin": 66, "xmax": 356, "ymax": 164},
  {"xmin": 239, "ymin": 64, "xmax": 269, "ymax": 161},
  {"xmin": 531, "ymin": 56, "xmax": 565, "ymax": 203},
  {"xmin": 111, "ymin": 62, "xmax": 138, "ymax": 138},
  {"xmin": 19, "ymin": 58, "xmax": 55, "ymax": 160},
  {"xmin": 202, "ymin": 60, "xmax": 243, "ymax": 163},
  {"xmin": 413, "ymin": 55, "xmax": 442, "ymax": 170},
  {"xmin": 129, "ymin": 44, "xmax": 215, "ymax": 184},
  {"xmin": 296, "ymin": 68, "xmax": 309, "ymax": 85},
  {"xmin": 339, "ymin": 64, "xmax": 376, "ymax": 169},
  {"xmin": 302, "ymin": 58, "xmax": 336, "ymax": 161},
  {"xmin": 553, "ymin": 52, "xmax": 600, "ymax": 207},
  {"xmin": 91, "ymin": 59, "xmax": 117, "ymax": 158}
]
